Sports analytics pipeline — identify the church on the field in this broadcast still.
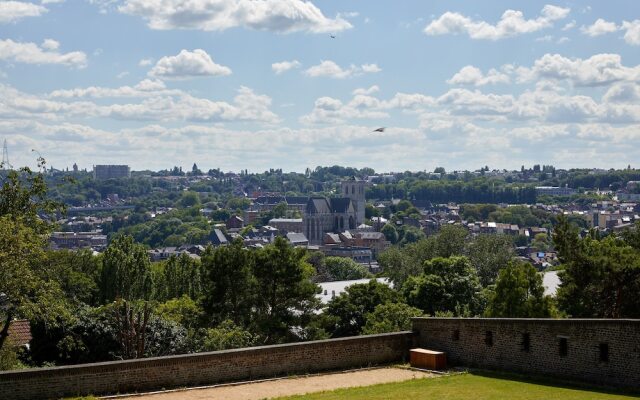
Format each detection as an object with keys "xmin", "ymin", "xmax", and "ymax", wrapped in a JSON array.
[{"xmin": 304, "ymin": 177, "xmax": 366, "ymax": 245}]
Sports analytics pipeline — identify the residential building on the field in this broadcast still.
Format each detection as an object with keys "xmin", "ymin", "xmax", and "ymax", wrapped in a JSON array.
[{"xmin": 93, "ymin": 165, "xmax": 131, "ymax": 180}]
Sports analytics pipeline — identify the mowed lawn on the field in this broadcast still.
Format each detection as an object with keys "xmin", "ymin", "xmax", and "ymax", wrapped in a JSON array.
[{"xmin": 275, "ymin": 373, "xmax": 639, "ymax": 400}]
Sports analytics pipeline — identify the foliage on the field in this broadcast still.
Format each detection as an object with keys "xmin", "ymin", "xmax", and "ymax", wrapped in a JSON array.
[
  {"xmin": 325, "ymin": 280, "xmax": 400, "ymax": 338},
  {"xmin": 323, "ymin": 257, "xmax": 373, "ymax": 281},
  {"xmin": 155, "ymin": 253, "xmax": 202, "ymax": 301},
  {"xmin": 155, "ymin": 295, "xmax": 203, "ymax": 330},
  {"xmin": 198, "ymin": 320, "xmax": 257, "ymax": 352},
  {"xmin": 201, "ymin": 239, "xmax": 255, "ymax": 326},
  {"xmin": 402, "ymin": 256, "xmax": 484, "ymax": 317},
  {"xmin": 99, "ymin": 235, "xmax": 153, "ymax": 302},
  {"xmin": 252, "ymin": 237, "xmax": 319, "ymax": 344},
  {"xmin": 361, "ymin": 302, "xmax": 423, "ymax": 335},
  {"xmin": 485, "ymin": 262, "xmax": 558, "ymax": 318},
  {"xmin": 465, "ymin": 234, "xmax": 514, "ymax": 287}
]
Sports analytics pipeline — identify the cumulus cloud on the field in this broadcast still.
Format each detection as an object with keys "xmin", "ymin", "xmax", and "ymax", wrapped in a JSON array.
[
  {"xmin": 602, "ymin": 83, "xmax": 640, "ymax": 103},
  {"xmin": 118, "ymin": 0, "xmax": 352, "ymax": 33},
  {"xmin": 49, "ymin": 79, "xmax": 172, "ymax": 98},
  {"xmin": 148, "ymin": 49, "xmax": 231, "ymax": 79},
  {"xmin": 0, "ymin": 1, "xmax": 47, "ymax": 23},
  {"xmin": 580, "ymin": 19, "xmax": 619, "ymax": 36},
  {"xmin": 138, "ymin": 58, "xmax": 153, "ymax": 67},
  {"xmin": 447, "ymin": 65, "xmax": 510, "ymax": 86},
  {"xmin": 0, "ymin": 39, "xmax": 87, "ymax": 68},
  {"xmin": 424, "ymin": 4, "xmax": 570, "ymax": 40},
  {"xmin": 352, "ymin": 85, "xmax": 379, "ymax": 95},
  {"xmin": 622, "ymin": 20, "xmax": 640, "ymax": 45},
  {"xmin": 304, "ymin": 60, "xmax": 381, "ymax": 79},
  {"xmin": 516, "ymin": 53, "xmax": 640, "ymax": 87},
  {"xmin": 271, "ymin": 60, "xmax": 301, "ymax": 74}
]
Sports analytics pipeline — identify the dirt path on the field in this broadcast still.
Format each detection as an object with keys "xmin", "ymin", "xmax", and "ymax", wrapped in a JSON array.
[{"xmin": 113, "ymin": 367, "xmax": 435, "ymax": 400}]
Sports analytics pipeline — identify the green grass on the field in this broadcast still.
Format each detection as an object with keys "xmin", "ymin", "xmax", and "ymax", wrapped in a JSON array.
[{"xmin": 274, "ymin": 372, "xmax": 640, "ymax": 400}]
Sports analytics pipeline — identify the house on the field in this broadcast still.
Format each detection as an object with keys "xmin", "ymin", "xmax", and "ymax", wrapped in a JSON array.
[
  {"xmin": 269, "ymin": 218, "xmax": 303, "ymax": 233},
  {"xmin": 286, "ymin": 232, "xmax": 309, "ymax": 246},
  {"xmin": 7, "ymin": 319, "xmax": 32, "ymax": 348},
  {"xmin": 210, "ymin": 229, "xmax": 229, "ymax": 246},
  {"xmin": 226, "ymin": 215, "xmax": 244, "ymax": 229}
]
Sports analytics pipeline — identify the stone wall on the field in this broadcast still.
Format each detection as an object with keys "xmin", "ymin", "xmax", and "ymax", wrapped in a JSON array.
[
  {"xmin": 412, "ymin": 318, "xmax": 640, "ymax": 388},
  {"xmin": 0, "ymin": 332, "xmax": 413, "ymax": 400}
]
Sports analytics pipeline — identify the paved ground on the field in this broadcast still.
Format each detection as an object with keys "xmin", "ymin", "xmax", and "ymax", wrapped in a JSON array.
[{"xmin": 115, "ymin": 367, "xmax": 435, "ymax": 400}]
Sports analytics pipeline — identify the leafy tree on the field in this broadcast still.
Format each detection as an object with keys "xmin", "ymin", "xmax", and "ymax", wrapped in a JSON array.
[
  {"xmin": 41, "ymin": 249, "xmax": 100, "ymax": 305},
  {"xmin": 0, "ymin": 217, "xmax": 71, "ymax": 351},
  {"xmin": 201, "ymin": 239, "xmax": 255, "ymax": 326},
  {"xmin": 402, "ymin": 256, "xmax": 484, "ymax": 316},
  {"xmin": 179, "ymin": 191, "xmax": 200, "ymax": 208},
  {"xmin": 252, "ymin": 237, "xmax": 319, "ymax": 343},
  {"xmin": 362, "ymin": 302, "xmax": 423, "ymax": 334},
  {"xmin": 325, "ymin": 280, "xmax": 400, "ymax": 337},
  {"xmin": 532, "ymin": 233, "xmax": 550, "ymax": 252},
  {"xmin": 465, "ymin": 234, "xmax": 515, "ymax": 287},
  {"xmin": 399, "ymin": 226, "xmax": 425, "ymax": 245},
  {"xmin": 324, "ymin": 257, "xmax": 372, "ymax": 281},
  {"xmin": 198, "ymin": 320, "xmax": 257, "ymax": 352},
  {"xmin": 157, "ymin": 253, "xmax": 202, "ymax": 301},
  {"xmin": 433, "ymin": 225, "xmax": 468, "ymax": 258},
  {"xmin": 155, "ymin": 295, "xmax": 203, "ymax": 330},
  {"xmin": 99, "ymin": 235, "xmax": 153, "ymax": 303},
  {"xmin": 556, "ymin": 234, "xmax": 640, "ymax": 318},
  {"xmin": 485, "ymin": 262, "xmax": 558, "ymax": 318},
  {"xmin": 381, "ymin": 223, "xmax": 399, "ymax": 244}
]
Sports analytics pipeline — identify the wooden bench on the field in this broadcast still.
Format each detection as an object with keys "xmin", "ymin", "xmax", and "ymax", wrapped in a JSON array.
[{"xmin": 410, "ymin": 348, "xmax": 447, "ymax": 370}]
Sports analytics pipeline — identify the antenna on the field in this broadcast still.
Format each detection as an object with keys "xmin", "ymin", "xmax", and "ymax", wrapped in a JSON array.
[{"xmin": 1, "ymin": 139, "xmax": 12, "ymax": 170}]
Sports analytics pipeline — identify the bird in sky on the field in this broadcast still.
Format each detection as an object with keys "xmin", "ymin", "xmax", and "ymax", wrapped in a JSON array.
[
  {"xmin": 372, "ymin": 127, "xmax": 386, "ymax": 132},
  {"xmin": 329, "ymin": 34, "xmax": 336, "ymax": 39}
]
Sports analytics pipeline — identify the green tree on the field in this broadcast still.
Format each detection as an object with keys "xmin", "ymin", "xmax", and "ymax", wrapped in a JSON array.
[
  {"xmin": 252, "ymin": 237, "xmax": 319, "ymax": 343},
  {"xmin": 402, "ymin": 256, "xmax": 484, "ymax": 316},
  {"xmin": 324, "ymin": 257, "xmax": 373, "ymax": 281},
  {"xmin": 201, "ymin": 239, "xmax": 255, "ymax": 326},
  {"xmin": 155, "ymin": 295, "xmax": 203, "ymax": 330},
  {"xmin": 157, "ymin": 253, "xmax": 202, "ymax": 301},
  {"xmin": 325, "ymin": 280, "xmax": 400, "ymax": 337},
  {"xmin": 362, "ymin": 302, "xmax": 423, "ymax": 334},
  {"xmin": 466, "ymin": 234, "xmax": 515, "ymax": 287},
  {"xmin": 198, "ymin": 320, "xmax": 257, "ymax": 352},
  {"xmin": 381, "ymin": 223, "xmax": 399, "ymax": 244},
  {"xmin": 179, "ymin": 191, "xmax": 200, "ymax": 208},
  {"xmin": 485, "ymin": 262, "xmax": 558, "ymax": 318},
  {"xmin": 99, "ymin": 235, "xmax": 154, "ymax": 303}
]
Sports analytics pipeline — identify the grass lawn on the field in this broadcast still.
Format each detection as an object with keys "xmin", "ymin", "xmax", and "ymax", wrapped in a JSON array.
[{"xmin": 275, "ymin": 372, "xmax": 640, "ymax": 400}]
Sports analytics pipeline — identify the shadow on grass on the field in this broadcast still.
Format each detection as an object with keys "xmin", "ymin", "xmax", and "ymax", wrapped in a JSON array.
[{"xmin": 467, "ymin": 369, "xmax": 640, "ymax": 398}]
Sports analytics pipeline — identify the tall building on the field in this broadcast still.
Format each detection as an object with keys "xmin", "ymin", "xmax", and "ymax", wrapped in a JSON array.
[
  {"xmin": 340, "ymin": 177, "xmax": 367, "ymax": 226},
  {"xmin": 93, "ymin": 165, "xmax": 131, "ymax": 180},
  {"xmin": 303, "ymin": 177, "xmax": 367, "ymax": 245}
]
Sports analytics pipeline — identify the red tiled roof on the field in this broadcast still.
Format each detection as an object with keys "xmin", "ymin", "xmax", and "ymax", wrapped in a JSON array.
[{"xmin": 7, "ymin": 319, "xmax": 32, "ymax": 347}]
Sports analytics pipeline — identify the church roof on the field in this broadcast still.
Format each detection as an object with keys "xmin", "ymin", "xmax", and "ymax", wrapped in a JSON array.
[
  {"xmin": 306, "ymin": 197, "xmax": 332, "ymax": 214},
  {"xmin": 330, "ymin": 198, "xmax": 354, "ymax": 213}
]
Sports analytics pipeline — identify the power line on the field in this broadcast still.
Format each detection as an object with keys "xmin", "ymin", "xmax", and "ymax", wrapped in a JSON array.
[{"xmin": 1, "ymin": 139, "xmax": 12, "ymax": 170}]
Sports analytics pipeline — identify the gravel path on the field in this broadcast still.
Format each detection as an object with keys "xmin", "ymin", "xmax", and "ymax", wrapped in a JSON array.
[{"xmin": 114, "ymin": 367, "xmax": 435, "ymax": 400}]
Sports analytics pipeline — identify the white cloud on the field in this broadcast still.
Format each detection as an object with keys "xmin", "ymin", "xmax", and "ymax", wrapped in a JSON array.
[
  {"xmin": 516, "ymin": 53, "xmax": 640, "ymax": 87},
  {"xmin": 622, "ymin": 20, "xmax": 640, "ymax": 45},
  {"xmin": 580, "ymin": 19, "xmax": 619, "ymax": 37},
  {"xmin": 271, "ymin": 60, "xmax": 301, "ymax": 74},
  {"xmin": 0, "ymin": 39, "xmax": 87, "ymax": 68},
  {"xmin": 424, "ymin": 4, "xmax": 570, "ymax": 40},
  {"xmin": 447, "ymin": 65, "xmax": 510, "ymax": 86},
  {"xmin": 352, "ymin": 85, "xmax": 379, "ymax": 95},
  {"xmin": 138, "ymin": 58, "xmax": 153, "ymax": 67},
  {"xmin": 148, "ymin": 49, "xmax": 231, "ymax": 79},
  {"xmin": 118, "ymin": 0, "xmax": 352, "ymax": 33},
  {"xmin": 116, "ymin": 71, "xmax": 130, "ymax": 79},
  {"xmin": 49, "ymin": 79, "xmax": 171, "ymax": 98},
  {"xmin": 562, "ymin": 20, "xmax": 576, "ymax": 31},
  {"xmin": 304, "ymin": 60, "xmax": 381, "ymax": 79},
  {"xmin": 602, "ymin": 83, "xmax": 640, "ymax": 103},
  {"xmin": 0, "ymin": 1, "xmax": 47, "ymax": 23},
  {"xmin": 41, "ymin": 39, "xmax": 60, "ymax": 50}
]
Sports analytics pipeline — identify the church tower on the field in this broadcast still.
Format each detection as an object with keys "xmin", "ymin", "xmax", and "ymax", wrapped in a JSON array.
[{"xmin": 340, "ymin": 177, "xmax": 366, "ymax": 226}]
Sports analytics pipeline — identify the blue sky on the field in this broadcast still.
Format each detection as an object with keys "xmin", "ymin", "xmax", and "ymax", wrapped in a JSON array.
[{"xmin": 1, "ymin": 0, "xmax": 639, "ymax": 172}]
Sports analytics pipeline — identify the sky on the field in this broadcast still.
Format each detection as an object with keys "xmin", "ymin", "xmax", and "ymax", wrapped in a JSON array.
[{"xmin": 1, "ymin": 0, "xmax": 639, "ymax": 173}]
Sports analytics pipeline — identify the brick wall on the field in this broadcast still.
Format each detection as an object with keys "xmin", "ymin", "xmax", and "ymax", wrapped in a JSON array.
[
  {"xmin": 0, "ymin": 331, "xmax": 413, "ymax": 400},
  {"xmin": 413, "ymin": 318, "xmax": 640, "ymax": 388}
]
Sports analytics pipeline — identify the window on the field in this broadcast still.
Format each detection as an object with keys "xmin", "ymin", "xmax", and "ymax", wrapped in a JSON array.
[
  {"xmin": 521, "ymin": 333, "xmax": 530, "ymax": 352},
  {"xmin": 485, "ymin": 331, "xmax": 493, "ymax": 346},
  {"xmin": 599, "ymin": 343, "xmax": 609, "ymax": 362},
  {"xmin": 452, "ymin": 329, "xmax": 460, "ymax": 341},
  {"xmin": 559, "ymin": 337, "xmax": 568, "ymax": 357}
]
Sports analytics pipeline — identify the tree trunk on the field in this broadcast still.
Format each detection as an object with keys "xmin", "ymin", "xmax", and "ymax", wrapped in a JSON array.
[{"xmin": 0, "ymin": 310, "xmax": 13, "ymax": 350}]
